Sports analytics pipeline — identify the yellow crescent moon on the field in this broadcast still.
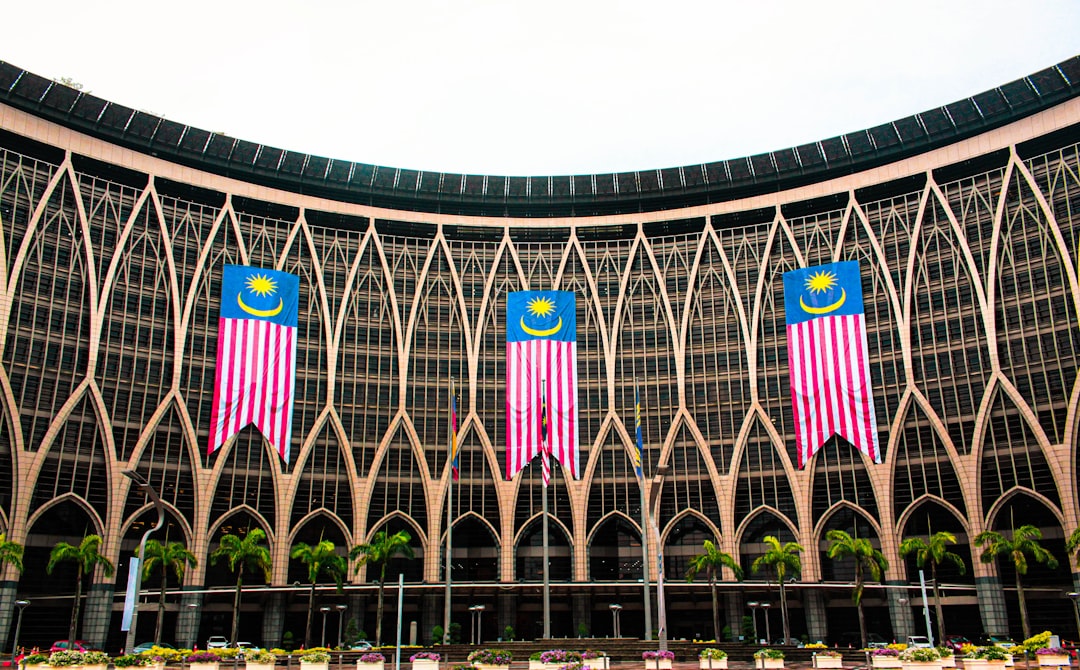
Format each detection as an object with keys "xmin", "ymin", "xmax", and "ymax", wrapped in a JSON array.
[
  {"xmin": 800, "ymin": 288, "xmax": 846, "ymax": 315},
  {"xmin": 521, "ymin": 315, "xmax": 563, "ymax": 337},
  {"xmin": 237, "ymin": 293, "xmax": 284, "ymax": 318}
]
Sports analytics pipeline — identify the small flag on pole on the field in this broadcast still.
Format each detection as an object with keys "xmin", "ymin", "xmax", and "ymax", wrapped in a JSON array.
[
  {"xmin": 540, "ymin": 384, "xmax": 551, "ymax": 487},
  {"xmin": 450, "ymin": 381, "xmax": 460, "ymax": 481},
  {"xmin": 633, "ymin": 386, "xmax": 644, "ymax": 479},
  {"xmin": 208, "ymin": 265, "xmax": 299, "ymax": 462},
  {"xmin": 783, "ymin": 260, "xmax": 881, "ymax": 468}
]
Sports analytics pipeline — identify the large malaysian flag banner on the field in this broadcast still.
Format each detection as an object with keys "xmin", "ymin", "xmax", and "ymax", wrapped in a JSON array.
[
  {"xmin": 783, "ymin": 260, "xmax": 880, "ymax": 468},
  {"xmin": 208, "ymin": 265, "xmax": 299, "ymax": 462},
  {"xmin": 505, "ymin": 291, "xmax": 579, "ymax": 482}
]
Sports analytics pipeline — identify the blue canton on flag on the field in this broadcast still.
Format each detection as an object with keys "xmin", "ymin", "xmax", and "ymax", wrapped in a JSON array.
[
  {"xmin": 633, "ymin": 387, "xmax": 644, "ymax": 479},
  {"xmin": 783, "ymin": 260, "xmax": 880, "ymax": 468},
  {"xmin": 209, "ymin": 265, "xmax": 300, "ymax": 462}
]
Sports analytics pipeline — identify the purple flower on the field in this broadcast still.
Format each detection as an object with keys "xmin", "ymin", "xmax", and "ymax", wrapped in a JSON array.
[
  {"xmin": 1036, "ymin": 649, "xmax": 1069, "ymax": 656},
  {"xmin": 870, "ymin": 649, "xmax": 900, "ymax": 657},
  {"xmin": 642, "ymin": 651, "xmax": 675, "ymax": 661},
  {"xmin": 360, "ymin": 654, "xmax": 386, "ymax": 663},
  {"xmin": 410, "ymin": 653, "xmax": 440, "ymax": 662},
  {"xmin": 186, "ymin": 653, "xmax": 220, "ymax": 663}
]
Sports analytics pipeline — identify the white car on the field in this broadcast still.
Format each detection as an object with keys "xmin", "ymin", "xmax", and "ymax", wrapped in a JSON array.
[
  {"xmin": 907, "ymin": 636, "xmax": 933, "ymax": 649},
  {"xmin": 206, "ymin": 636, "xmax": 230, "ymax": 649}
]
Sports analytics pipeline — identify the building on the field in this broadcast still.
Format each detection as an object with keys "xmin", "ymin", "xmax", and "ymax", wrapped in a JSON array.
[{"xmin": 1, "ymin": 55, "xmax": 1080, "ymax": 650}]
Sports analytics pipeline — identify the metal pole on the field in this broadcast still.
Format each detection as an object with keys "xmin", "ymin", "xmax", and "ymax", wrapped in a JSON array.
[
  {"xmin": 122, "ymin": 470, "xmax": 165, "ymax": 652},
  {"xmin": 321, "ymin": 607, "xmax": 331, "ymax": 648},
  {"xmin": 636, "ymin": 382, "xmax": 653, "ymax": 642},
  {"xmin": 336, "ymin": 604, "xmax": 347, "ymax": 648},
  {"xmin": 11, "ymin": 600, "xmax": 28, "ymax": 664},
  {"xmin": 648, "ymin": 465, "xmax": 670, "ymax": 651},
  {"xmin": 541, "ymin": 377, "xmax": 551, "ymax": 640},
  {"xmin": 919, "ymin": 570, "xmax": 934, "ymax": 646},
  {"xmin": 748, "ymin": 602, "xmax": 759, "ymax": 642},
  {"xmin": 444, "ymin": 378, "xmax": 455, "ymax": 645},
  {"xmin": 762, "ymin": 603, "xmax": 771, "ymax": 643},
  {"xmin": 395, "ymin": 574, "xmax": 403, "ymax": 670},
  {"xmin": 1068, "ymin": 593, "xmax": 1080, "ymax": 641}
]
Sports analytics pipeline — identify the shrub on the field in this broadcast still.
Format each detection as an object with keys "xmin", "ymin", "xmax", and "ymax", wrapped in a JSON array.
[
  {"xmin": 299, "ymin": 650, "xmax": 331, "ymax": 664},
  {"xmin": 451, "ymin": 666, "xmax": 473, "ymax": 670},
  {"xmin": 699, "ymin": 649, "xmax": 728, "ymax": 660},
  {"xmin": 186, "ymin": 653, "xmax": 221, "ymax": 664},
  {"xmin": 870, "ymin": 649, "xmax": 900, "ymax": 657},
  {"xmin": 539, "ymin": 651, "xmax": 580, "ymax": 664},
  {"xmin": 503, "ymin": 626, "xmax": 515, "ymax": 641},
  {"xmin": 410, "ymin": 653, "xmax": 441, "ymax": 662},
  {"xmin": 899, "ymin": 648, "xmax": 939, "ymax": 662},
  {"xmin": 643, "ymin": 651, "xmax": 676, "ymax": 661},
  {"xmin": 111, "ymin": 656, "xmax": 146, "ymax": 668},
  {"xmin": 138, "ymin": 647, "xmax": 182, "ymax": 663},
  {"xmin": 1035, "ymin": 649, "xmax": 1069, "ymax": 656},
  {"xmin": 1021, "ymin": 633, "xmax": 1053, "ymax": 654},
  {"xmin": 47, "ymin": 652, "xmax": 86, "ymax": 667},
  {"xmin": 467, "ymin": 649, "xmax": 513, "ymax": 665},
  {"xmin": 887, "ymin": 644, "xmax": 908, "ymax": 652},
  {"xmin": 815, "ymin": 651, "xmax": 843, "ymax": 658},
  {"xmin": 752, "ymin": 649, "xmax": 784, "ymax": 660},
  {"xmin": 968, "ymin": 648, "xmax": 1008, "ymax": 661},
  {"xmin": 22, "ymin": 654, "xmax": 49, "ymax": 666},
  {"xmin": 580, "ymin": 652, "xmax": 605, "ymax": 661},
  {"xmin": 246, "ymin": 650, "xmax": 277, "ymax": 664},
  {"xmin": 804, "ymin": 644, "xmax": 828, "ymax": 650},
  {"xmin": 431, "ymin": 625, "xmax": 445, "ymax": 645},
  {"xmin": 360, "ymin": 654, "xmax": 386, "ymax": 664},
  {"xmin": 936, "ymin": 648, "xmax": 954, "ymax": 658}
]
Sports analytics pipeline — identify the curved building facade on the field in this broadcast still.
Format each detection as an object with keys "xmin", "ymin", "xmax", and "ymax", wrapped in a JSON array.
[{"xmin": 1, "ymin": 57, "xmax": 1080, "ymax": 649}]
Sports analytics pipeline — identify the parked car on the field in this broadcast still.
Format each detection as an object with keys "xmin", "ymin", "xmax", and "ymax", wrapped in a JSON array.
[
  {"xmin": 907, "ymin": 636, "xmax": 934, "ymax": 649},
  {"xmin": 837, "ymin": 632, "xmax": 888, "ymax": 648},
  {"xmin": 944, "ymin": 636, "xmax": 971, "ymax": 652},
  {"xmin": 132, "ymin": 643, "xmax": 175, "ymax": 654},
  {"xmin": 206, "ymin": 637, "xmax": 230, "ymax": 649},
  {"xmin": 349, "ymin": 641, "xmax": 373, "ymax": 651},
  {"xmin": 981, "ymin": 635, "xmax": 1016, "ymax": 649},
  {"xmin": 50, "ymin": 641, "xmax": 99, "ymax": 653}
]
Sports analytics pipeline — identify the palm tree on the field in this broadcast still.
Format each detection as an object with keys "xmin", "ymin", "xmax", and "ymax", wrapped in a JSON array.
[
  {"xmin": 0, "ymin": 533, "xmax": 24, "ymax": 573},
  {"xmin": 899, "ymin": 531, "xmax": 966, "ymax": 644},
  {"xmin": 685, "ymin": 539, "xmax": 744, "ymax": 641},
  {"xmin": 140, "ymin": 539, "xmax": 197, "ymax": 645},
  {"xmin": 210, "ymin": 528, "xmax": 272, "ymax": 646},
  {"xmin": 291, "ymin": 539, "xmax": 347, "ymax": 647},
  {"xmin": 47, "ymin": 535, "xmax": 115, "ymax": 648},
  {"xmin": 751, "ymin": 536, "xmax": 803, "ymax": 645},
  {"xmin": 975, "ymin": 525, "xmax": 1057, "ymax": 640},
  {"xmin": 350, "ymin": 530, "xmax": 414, "ymax": 645},
  {"xmin": 825, "ymin": 529, "xmax": 888, "ymax": 650}
]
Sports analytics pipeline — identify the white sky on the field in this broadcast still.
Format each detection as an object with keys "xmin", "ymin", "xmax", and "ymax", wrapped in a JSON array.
[{"xmin": 4, "ymin": 1, "xmax": 1080, "ymax": 176}]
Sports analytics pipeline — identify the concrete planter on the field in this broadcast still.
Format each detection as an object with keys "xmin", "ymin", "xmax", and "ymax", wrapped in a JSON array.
[
  {"xmin": 872, "ymin": 657, "xmax": 902, "ymax": 669},
  {"xmin": 1038, "ymin": 657, "xmax": 1070, "ymax": 667},
  {"xmin": 940, "ymin": 657, "xmax": 956, "ymax": 668},
  {"xmin": 756, "ymin": 659, "xmax": 785, "ymax": 670},
  {"xmin": 473, "ymin": 664, "xmax": 510, "ymax": 670},
  {"xmin": 189, "ymin": 663, "xmax": 220, "ymax": 670},
  {"xmin": 583, "ymin": 659, "xmax": 609, "ymax": 670},
  {"xmin": 814, "ymin": 656, "xmax": 843, "ymax": 669},
  {"xmin": 357, "ymin": 662, "xmax": 385, "ymax": 670},
  {"xmin": 247, "ymin": 663, "xmax": 276, "ymax": 670},
  {"xmin": 901, "ymin": 661, "xmax": 942, "ymax": 670},
  {"xmin": 699, "ymin": 659, "xmax": 729, "ymax": 670},
  {"xmin": 300, "ymin": 662, "xmax": 329, "ymax": 670},
  {"xmin": 643, "ymin": 661, "xmax": 673, "ymax": 670},
  {"xmin": 412, "ymin": 660, "xmax": 439, "ymax": 670},
  {"xmin": 959, "ymin": 660, "xmax": 1008, "ymax": 670}
]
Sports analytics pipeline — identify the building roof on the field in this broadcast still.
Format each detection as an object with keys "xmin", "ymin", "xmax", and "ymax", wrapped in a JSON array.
[{"xmin": 2, "ymin": 56, "xmax": 1079, "ymax": 218}]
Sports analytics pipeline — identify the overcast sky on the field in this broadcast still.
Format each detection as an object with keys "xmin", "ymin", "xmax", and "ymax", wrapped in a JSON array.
[{"xmin": 4, "ymin": 1, "xmax": 1080, "ymax": 176}]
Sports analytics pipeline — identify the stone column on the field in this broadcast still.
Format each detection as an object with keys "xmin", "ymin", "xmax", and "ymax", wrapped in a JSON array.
[
  {"xmin": 262, "ymin": 592, "xmax": 285, "ymax": 649},
  {"xmin": 724, "ymin": 592, "xmax": 743, "ymax": 642},
  {"xmin": 420, "ymin": 592, "xmax": 440, "ymax": 645},
  {"xmin": 975, "ymin": 575, "xmax": 1010, "ymax": 637},
  {"xmin": 497, "ymin": 591, "xmax": 516, "ymax": 640},
  {"xmin": 572, "ymin": 592, "xmax": 590, "ymax": 639},
  {"xmin": 803, "ymin": 589, "xmax": 828, "ymax": 644},
  {"xmin": 0, "ymin": 581, "xmax": 17, "ymax": 651},
  {"xmin": 886, "ymin": 581, "xmax": 915, "ymax": 641},
  {"xmin": 177, "ymin": 590, "xmax": 205, "ymax": 650}
]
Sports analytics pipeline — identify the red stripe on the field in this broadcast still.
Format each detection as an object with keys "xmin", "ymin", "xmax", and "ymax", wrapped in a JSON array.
[
  {"xmin": 854, "ymin": 316, "xmax": 876, "ymax": 460},
  {"xmin": 787, "ymin": 327, "xmax": 804, "ymax": 467},
  {"xmin": 209, "ymin": 318, "xmax": 228, "ymax": 453}
]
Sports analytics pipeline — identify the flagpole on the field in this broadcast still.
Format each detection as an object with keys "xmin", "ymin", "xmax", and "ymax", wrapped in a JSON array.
[
  {"xmin": 443, "ymin": 378, "xmax": 454, "ymax": 644},
  {"xmin": 636, "ymin": 383, "xmax": 652, "ymax": 642},
  {"xmin": 541, "ymin": 377, "xmax": 551, "ymax": 640}
]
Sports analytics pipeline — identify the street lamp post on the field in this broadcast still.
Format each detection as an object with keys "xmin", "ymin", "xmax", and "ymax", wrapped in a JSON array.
[
  {"xmin": 320, "ymin": 606, "xmax": 332, "ymax": 648},
  {"xmin": 1067, "ymin": 593, "xmax": 1080, "ymax": 641},
  {"xmin": 468, "ymin": 605, "xmax": 485, "ymax": 645},
  {"xmin": 645, "ymin": 464, "xmax": 671, "ymax": 651},
  {"xmin": 10, "ymin": 599, "xmax": 29, "ymax": 662},
  {"xmin": 748, "ymin": 602, "xmax": 760, "ymax": 643},
  {"xmin": 335, "ymin": 604, "xmax": 348, "ymax": 648},
  {"xmin": 186, "ymin": 603, "xmax": 199, "ymax": 650},
  {"xmin": 761, "ymin": 602, "xmax": 772, "ymax": 643},
  {"xmin": 609, "ymin": 604, "xmax": 622, "ymax": 638},
  {"xmin": 121, "ymin": 470, "xmax": 165, "ymax": 652}
]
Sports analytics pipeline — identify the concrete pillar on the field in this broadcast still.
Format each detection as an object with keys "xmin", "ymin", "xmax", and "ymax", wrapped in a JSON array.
[
  {"xmin": 0, "ymin": 581, "xmax": 17, "ymax": 651},
  {"xmin": 83, "ymin": 583, "xmax": 114, "ymax": 649},
  {"xmin": 177, "ymin": 590, "xmax": 204, "ymax": 650},
  {"xmin": 262, "ymin": 592, "xmax": 285, "ymax": 649},
  {"xmin": 420, "ymin": 592, "xmax": 440, "ymax": 645},
  {"xmin": 724, "ymin": 592, "xmax": 743, "ymax": 641},
  {"xmin": 497, "ymin": 592, "xmax": 515, "ymax": 640},
  {"xmin": 572, "ymin": 592, "xmax": 590, "ymax": 639},
  {"xmin": 803, "ymin": 589, "xmax": 828, "ymax": 644}
]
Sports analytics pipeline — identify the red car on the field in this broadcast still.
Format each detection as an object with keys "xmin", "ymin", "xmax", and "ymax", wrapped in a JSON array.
[{"xmin": 49, "ymin": 641, "xmax": 98, "ymax": 654}]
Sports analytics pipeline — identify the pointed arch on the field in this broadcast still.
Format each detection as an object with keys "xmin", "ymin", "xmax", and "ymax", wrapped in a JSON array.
[
  {"xmin": 978, "ymin": 384, "xmax": 1060, "ymax": 514},
  {"xmin": 658, "ymin": 419, "xmax": 720, "ymax": 528},
  {"xmin": 366, "ymin": 423, "xmax": 428, "ymax": 532},
  {"xmin": 30, "ymin": 391, "xmax": 112, "ymax": 522},
  {"xmin": 127, "ymin": 398, "xmax": 199, "ymax": 520},
  {"xmin": 733, "ymin": 414, "xmax": 798, "ymax": 531},
  {"xmin": 513, "ymin": 513, "xmax": 573, "ymax": 582},
  {"xmin": 891, "ymin": 398, "xmax": 967, "ymax": 520},
  {"xmin": 290, "ymin": 421, "xmax": 354, "ymax": 528},
  {"xmin": 584, "ymin": 424, "xmax": 641, "ymax": 534},
  {"xmin": 208, "ymin": 425, "xmax": 281, "ymax": 529}
]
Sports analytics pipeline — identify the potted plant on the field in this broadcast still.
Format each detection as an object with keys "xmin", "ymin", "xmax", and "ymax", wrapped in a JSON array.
[
  {"xmin": 899, "ymin": 647, "xmax": 941, "ymax": 670},
  {"xmin": 935, "ymin": 648, "xmax": 955, "ymax": 669},
  {"xmin": 47, "ymin": 651, "xmax": 86, "ymax": 669},
  {"xmin": 698, "ymin": 648, "xmax": 728, "ymax": 670},
  {"xmin": 111, "ymin": 656, "xmax": 146, "ymax": 669},
  {"xmin": 245, "ymin": 649, "xmax": 277, "ymax": 670},
  {"xmin": 962, "ymin": 647, "xmax": 1009, "ymax": 670},
  {"xmin": 643, "ymin": 651, "xmax": 676, "ymax": 670},
  {"xmin": 581, "ymin": 650, "xmax": 608, "ymax": 670},
  {"xmin": 1035, "ymin": 649, "xmax": 1070, "ymax": 667},
  {"xmin": 753, "ymin": 649, "xmax": 785, "ymax": 670},
  {"xmin": 358, "ymin": 653, "xmax": 387, "ymax": 670},
  {"xmin": 467, "ymin": 649, "xmax": 513, "ymax": 670},
  {"xmin": 871, "ymin": 648, "xmax": 902, "ymax": 669},
  {"xmin": 187, "ymin": 652, "xmax": 222, "ymax": 670},
  {"xmin": 411, "ymin": 652, "xmax": 441, "ymax": 670},
  {"xmin": 299, "ymin": 649, "xmax": 331, "ymax": 670},
  {"xmin": 807, "ymin": 645, "xmax": 843, "ymax": 669},
  {"xmin": 22, "ymin": 654, "xmax": 50, "ymax": 670}
]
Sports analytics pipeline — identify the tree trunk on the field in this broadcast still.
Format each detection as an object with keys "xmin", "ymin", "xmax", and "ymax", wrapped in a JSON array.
[
  {"xmin": 931, "ymin": 562, "xmax": 946, "ymax": 645},
  {"xmin": 156, "ymin": 570, "xmax": 167, "ymax": 644},
  {"xmin": 305, "ymin": 582, "xmax": 316, "ymax": 647},
  {"xmin": 375, "ymin": 564, "xmax": 387, "ymax": 646},
  {"xmin": 780, "ymin": 578, "xmax": 791, "ymax": 645},
  {"xmin": 1016, "ymin": 571, "xmax": 1030, "ymax": 640},
  {"xmin": 709, "ymin": 572, "xmax": 720, "ymax": 642},
  {"xmin": 231, "ymin": 572, "xmax": 244, "ymax": 646},
  {"xmin": 856, "ymin": 565, "xmax": 867, "ymax": 649},
  {"xmin": 69, "ymin": 571, "xmax": 83, "ymax": 650}
]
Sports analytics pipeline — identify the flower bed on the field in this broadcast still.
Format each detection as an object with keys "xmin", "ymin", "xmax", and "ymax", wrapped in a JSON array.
[
  {"xmin": 468, "ymin": 649, "xmax": 513, "ymax": 668},
  {"xmin": 699, "ymin": 649, "xmax": 728, "ymax": 670}
]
